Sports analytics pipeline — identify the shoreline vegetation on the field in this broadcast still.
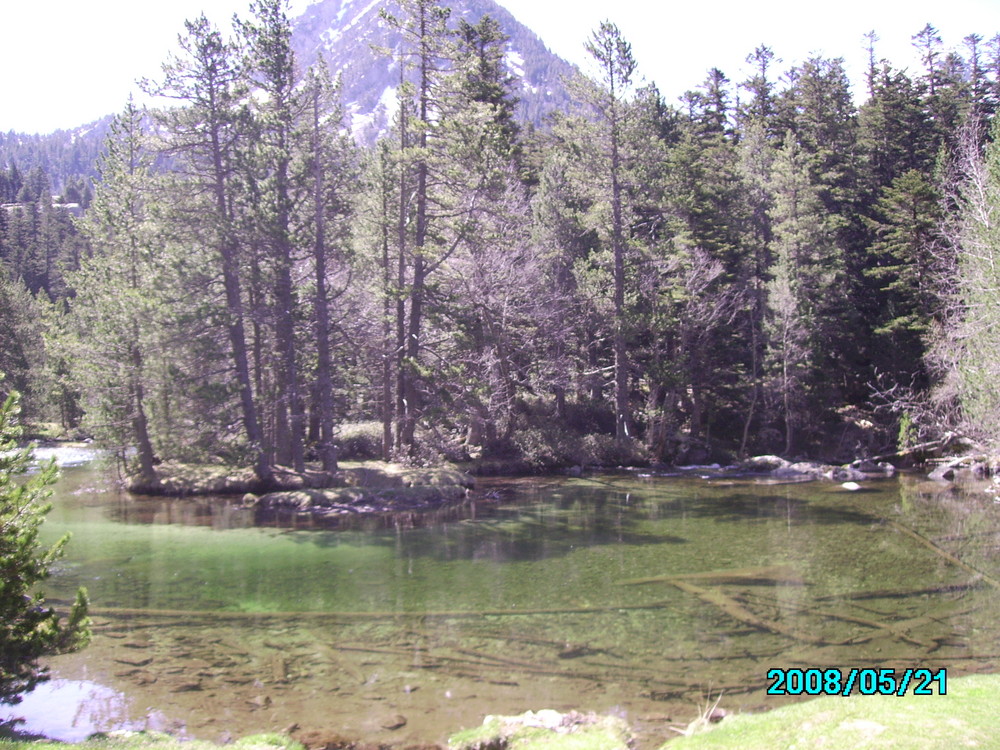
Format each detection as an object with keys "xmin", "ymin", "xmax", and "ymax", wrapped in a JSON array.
[
  {"xmin": 2, "ymin": 673, "xmax": 996, "ymax": 750},
  {"xmin": 25, "ymin": 419, "xmax": 1000, "ymax": 521}
]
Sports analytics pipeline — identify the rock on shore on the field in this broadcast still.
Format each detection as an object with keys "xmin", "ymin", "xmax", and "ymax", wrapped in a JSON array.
[{"xmin": 127, "ymin": 461, "xmax": 475, "ymax": 516}]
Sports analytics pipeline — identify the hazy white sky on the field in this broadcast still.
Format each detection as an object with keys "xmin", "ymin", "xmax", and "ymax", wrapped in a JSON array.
[{"xmin": 3, "ymin": 0, "xmax": 999, "ymax": 134}]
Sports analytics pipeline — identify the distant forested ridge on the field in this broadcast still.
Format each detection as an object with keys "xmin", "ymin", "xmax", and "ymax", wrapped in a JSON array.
[{"xmin": 2, "ymin": 1, "xmax": 999, "ymax": 474}]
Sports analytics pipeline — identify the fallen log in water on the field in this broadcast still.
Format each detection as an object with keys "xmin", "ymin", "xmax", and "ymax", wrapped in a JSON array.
[
  {"xmin": 753, "ymin": 594, "xmax": 942, "ymax": 650},
  {"xmin": 83, "ymin": 599, "xmax": 676, "ymax": 622},
  {"xmin": 620, "ymin": 564, "xmax": 806, "ymax": 587},
  {"xmin": 667, "ymin": 579, "xmax": 831, "ymax": 645},
  {"xmin": 888, "ymin": 521, "xmax": 1000, "ymax": 590},
  {"xmin": 813, "ymin": 581, "xmax": 984, "ymax": 602},
  {"xmin": 839, "ymin": 607, "xmax": 978, "ymax": 651}
]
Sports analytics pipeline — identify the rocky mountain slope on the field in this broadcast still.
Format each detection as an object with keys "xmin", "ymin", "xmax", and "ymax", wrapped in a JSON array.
[
  {"xmin": 291, "ymin": 0, "xmax": 577, "ymax": 142},
  {"xmin": 2, "ymin": 0, "xmax": 577, "ymax": 178}
]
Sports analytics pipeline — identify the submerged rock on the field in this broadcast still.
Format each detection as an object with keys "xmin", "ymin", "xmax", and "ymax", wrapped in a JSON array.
[
  {"xmin": 850, "ymin": 458, "xmax": 896, "ymax": 477},
  {"xmin": 380, "ymin": 714, "xmax": 407, "ymax": 730}
]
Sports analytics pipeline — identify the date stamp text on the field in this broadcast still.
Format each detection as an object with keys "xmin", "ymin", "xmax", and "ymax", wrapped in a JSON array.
[{"xmin": 766, "ymin": 667, "xmax": 947, "ymax": 696}]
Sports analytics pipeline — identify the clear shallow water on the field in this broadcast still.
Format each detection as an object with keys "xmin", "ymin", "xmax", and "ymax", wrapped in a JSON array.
[{"xmin": 7, "ymin": 456, "xmax": 1000, "ymax": 747}]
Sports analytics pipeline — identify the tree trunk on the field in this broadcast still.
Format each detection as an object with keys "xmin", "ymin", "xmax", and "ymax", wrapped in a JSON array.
[
  {"xmin": 400, "ymin": 6, "xmax": 433, "ymax": 454},
  {"xmin": 610, "ymin": 77, "xmax": 632, "ymax": 442},
  {"xmin": 380, "ymin": 150, "xmax": 394, "ymax": 462},
  {"xmin": 212, "ymin": 121, "xmax": 270, "ymax": 482},
  {"xmin": 129, "ymin": 344, "xmax": 157, "ymax": 485},
  {"xmin": 220, "ymin": 245, "xmax": 270, "ymax": 482},
  {"xmin": 310, "ymin": 85, "xmax": 338, "ymax": 473}
]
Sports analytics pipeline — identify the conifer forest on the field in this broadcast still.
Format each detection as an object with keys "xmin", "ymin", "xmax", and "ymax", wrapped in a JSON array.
[{"xmin": 3, "ymin": 0, "xmax": 1000, "ymax": 478}]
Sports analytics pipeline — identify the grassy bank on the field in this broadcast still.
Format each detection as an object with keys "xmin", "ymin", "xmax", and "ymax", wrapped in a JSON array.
[
  {"xmin": 447, "ymin": 674, "xmax": 998, "ymax": 749},
  {"xmin": 660, "ymin": 672, "xmax": 997, "ymax": 750}
]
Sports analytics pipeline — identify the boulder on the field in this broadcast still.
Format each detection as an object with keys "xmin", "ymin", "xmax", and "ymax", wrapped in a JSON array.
[
  {"xmin": 741, "ymin": 455, "xmax": 790, "ymax": 472},
  {"xmin": 828, "ymin": 466, "xmax": 867, "ymax": 482},
  {"xmin": 449, "ymin": 710, "xmax": 632, "ymax": 750},
  {"xmin": 928, "ymin": 464, "xmax": 957, "ymax": 481},
  {"xmin": 849, "ymin": 459, "xmax": 896, "ymax": 477}
]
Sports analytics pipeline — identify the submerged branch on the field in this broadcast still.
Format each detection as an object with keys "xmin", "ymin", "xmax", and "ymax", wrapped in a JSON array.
[
  {"xmin": 86, "ymin": 599, "xmax": 675, "ymax": 621},
  {"xmin": 888, "ymin": 520, "xmax": 1000, "ymax": 589}
]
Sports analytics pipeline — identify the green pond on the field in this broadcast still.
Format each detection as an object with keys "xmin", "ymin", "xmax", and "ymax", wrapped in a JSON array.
[{"xmin": 6, "ymin": 450, "xmax": 1000, "ymax": 748}]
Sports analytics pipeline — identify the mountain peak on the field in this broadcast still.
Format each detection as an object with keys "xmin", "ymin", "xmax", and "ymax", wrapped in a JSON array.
[{"xmin": 291, "ymin": 0, "xmax": 576, "ymax": 142}]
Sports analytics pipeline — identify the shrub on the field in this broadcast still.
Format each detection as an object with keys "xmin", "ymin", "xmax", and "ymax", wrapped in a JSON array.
[
  {"xmin": 580, "ymin": 433, "xmax": 650, "ymax": 467},
  {"xmin": 0, "ymin": 387, "xmax": 90, "ymax": 707},
  {"xmin": 335, "ymin": 421, "xmax": 383, "ymax": 460}
]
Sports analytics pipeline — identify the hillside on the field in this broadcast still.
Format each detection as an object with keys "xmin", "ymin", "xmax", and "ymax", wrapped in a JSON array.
[{"xmin": 291, "ymin": 0, "xmax": 577, "ymax": 142}]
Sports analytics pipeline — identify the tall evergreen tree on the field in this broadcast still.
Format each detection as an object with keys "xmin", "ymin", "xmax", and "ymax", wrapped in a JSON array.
[
  {"xmin": 379, "ymin": 0, "xmax": 453, "ymax": 452},
  {"xmin": 582, "ymin": 20, "xmax": 637, "ymax": 442},
  {"xmin": 299, "ymin": 63, "xmax": 356, "ymax": 472},
  {"xmin": 71, "ymin": 101, "xmax": 160, "ymax": 482},
  {"xmin": 865, "ymin": 169, "xmax": 942, "ymax": 382},
  {"xmin": 144, "ymin": 14, "xmax": 271, "ymax": 481},
  {"xmin": 765, "ymin": 132, "xmax": 849, "ymax": 453},
  {"xmin": 239, "ymin": 0, "xmax": 307, "ymax": 472}
]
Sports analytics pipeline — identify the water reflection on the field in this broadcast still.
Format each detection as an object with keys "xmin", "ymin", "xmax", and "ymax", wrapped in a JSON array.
[
  {"xmin": 0, "ymin": 680, "xmax": 137, "ymax": 741},
  {"xmin": 29, "ymin": 444, "xmax": 100, "ymax": 469}
]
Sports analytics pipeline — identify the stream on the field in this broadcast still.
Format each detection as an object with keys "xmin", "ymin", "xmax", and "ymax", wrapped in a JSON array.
[{"xmin": 5, "ymin": 449, "xmax": 1000, "ymax": 747}]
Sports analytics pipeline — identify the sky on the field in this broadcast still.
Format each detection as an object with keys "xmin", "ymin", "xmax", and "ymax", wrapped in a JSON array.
[{"xmin": 3, "ymin": 0, "xmax": 1000, "ymax": 135}]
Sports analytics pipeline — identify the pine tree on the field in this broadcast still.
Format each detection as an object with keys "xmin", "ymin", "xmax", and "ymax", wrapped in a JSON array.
[
  {"xmin": 735, "ymin": 120, "xmax": 776, "ymax": 456},
  {"xmin": 238, "ymin": 0, "xmax": 307, "ymax": 472},
  {"xmin": 144, "ymin": 15, "xmax": 270, "ymax": 481},
  {"xmin": 583, "ymin": 20, "xmax": 637, "ymax": 441},
  {"xmin": 453, "ymin": 15, "xmax": 521, "ymax": 160},
  {"xmin": 859, "ymin": 64, "xmax": 934, "ymax": 192},
  {"xmin": 298, "ymin": 63, "xmax": 356, "ymax": 472},
  {"xmin": 379, "ymin": 0, "xmax": 453, "ymax": 452},
  {"xmin": 740, "ymin": 46, "xmax": 779, "ymax": 134},
  {"xmin": 865, "ymin": 169, "xmax": 942, "ymax": 382},
  {"xmin": 530, "ymin": 129, "xmax": 603, "ymax": 411},
  {"xmin": 0, "ymin": 274, "xmax": 47, "ymax": 418},
  {"xmin": 71, "ymin": 101, "xmax": 160, "ymax": 482},
  {"xmin": 0, "ymin": 385, "xmax": 89, "ymax": 706},
  {"xmin": 765, "ymin": 132, "xmax": 848, "ymax": 453}
]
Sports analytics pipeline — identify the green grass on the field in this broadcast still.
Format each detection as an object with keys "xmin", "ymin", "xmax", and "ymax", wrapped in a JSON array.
[{"xmin": 661, "ymin": 673, "xmax": 999, "ymax": 749}]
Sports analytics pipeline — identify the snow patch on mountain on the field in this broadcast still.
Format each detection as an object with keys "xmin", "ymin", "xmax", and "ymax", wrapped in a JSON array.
[
  {"xmin": 325, "ymin": 0, "xmax": 383, "ymax": 47},
  {"xmin": 348, "ymin": 84, "xmax": 398, "ymax": 141},
  {"xmin": 290, "ymin": 0, "xmax": 578, "ymax": 145},
  {"xmin": 504, "ymin": 50, "xmax": 525, "ymax": 77}
]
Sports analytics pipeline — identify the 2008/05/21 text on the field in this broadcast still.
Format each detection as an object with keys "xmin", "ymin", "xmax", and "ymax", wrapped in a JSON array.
[{"xmin": 766, "ymin": 668, "xmax": 947, "ymax": 696}]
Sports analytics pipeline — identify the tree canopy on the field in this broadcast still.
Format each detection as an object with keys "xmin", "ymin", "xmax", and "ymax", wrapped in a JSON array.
[{"xmin": 3, "ymin": 6, "xmax": 1000, "ymax": 466}]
